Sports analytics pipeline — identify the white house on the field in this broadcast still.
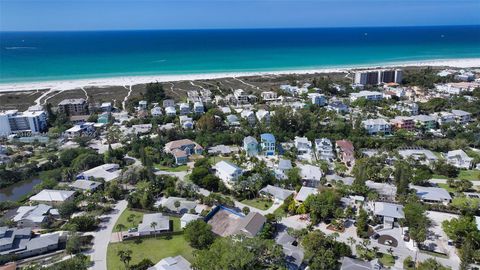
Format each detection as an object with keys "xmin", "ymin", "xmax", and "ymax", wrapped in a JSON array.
[
  {"xmin": 214, "ymin": 161, "xmax": 244, "ymax": 187},
  {"xmin": 193, "ymin": 102, "xmax": 204, "ymax": 114},
  {"xmin": 430, "ymin": 112, "xmax": 455, "ymax": 126},
  {"xmin": 261, "ymin": 91, "xmax": 277, "ymax": 101},
  {"xmin": 180, "ymin": 214, "xmax": 202, "ymax": 229},
  {"xmin": 76, "ymin": 163, "xmax": 121, "ymax": 182},
  {"xmin": 151, "ymin": 106, "xmax": 163, "ymax": 117},
  {"xmin": 299, "ymin": 164, "xmax": 322, "ymax": 187},
  {"xmin": 369, "ymin": 202, "xmax": 404, "ymax": 229},
  {"xmin": 255, "ymin": 109, "xmax": 271, "ymax": 125},
  {"xmin": 165, "ymin": 106, "xmax": 176, "ymax": 116},
  {"xmin": 349, "ymin": 91, "xmax": 383, "ymax": 102},
  {"xmin": 446, "ymin": 149, "xmax": 474, "ymax": 169},
  {"xmin": 179, "ymin": 116, "xmax": 194, "ymax": 129},
  {"xmin": 315, "ymin": 138, "xmax": 335, "ymax": 162},
  {"xmin": 451, "ymin": 110, "xmax": 472, "ymax": 125},
  {"xmin": 138, "ymin": 213, "xmax": 170, "ymax": 236},
  {"xmin": 294, "ymin": 136, "xmax": 313, "ymax": 158},
  {"xmin": 409, "ymin": 185, "xmax": 452, "ymax": 205},
  {"xmin": 29, "ymin": 190, "xmax": 75, "ymax": 206},
  {"xmin": 148, "ymin": 256, "xmax": 191, "ymax": 270},
  {"xmin": 234, "ymin": 89, "xmax": 249, "ymax": 103},
  {"xmin": 295, "ymin": 186, "xmax": 318, "ymax": 202},
  {"xmin": 240, "ymin": 110, "xmax": 256, "ymax": 125},
  {"xmin": 362, "ymin": 118, "xmax": 391, "ymax": 135},
  {"xmin": 179, "ymin": 103, "xmax": 190, "ymax": 115}
]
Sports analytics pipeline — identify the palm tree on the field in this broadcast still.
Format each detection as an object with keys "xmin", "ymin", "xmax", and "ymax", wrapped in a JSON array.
[
  {"xmin": 330, "ymin": 232, "xmax": 340, "ymax": 241},
  {"xmin": 116, "ymin": 224, "xmax": 126, "ymax": 240},
  {"xmin": 174, "ymin": 200, "xmax": 181, "ymax": 213},
  {"xmin": 361, "ymin": 238, "xmax": 371, "ymax": 249},
  {"xmin": 117, "ymin": 249, "xmax": 132, "ymax": 270},
  {"xmin": 150, "ymin": 221, "xmax": 158, "ymax": 238},
  {"xmin": 127, "ymin": 214, "xmax": 137, "ymax": 227}
]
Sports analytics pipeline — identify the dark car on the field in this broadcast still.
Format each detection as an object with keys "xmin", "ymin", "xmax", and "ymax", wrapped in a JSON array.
[{"xmin": 371, "ymin": 233, "xmax": 380, "ymax": 240}]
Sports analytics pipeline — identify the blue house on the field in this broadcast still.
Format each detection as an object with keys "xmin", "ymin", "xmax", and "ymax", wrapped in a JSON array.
[
  {"xmin": 243, "ymin": 136, "xmax": 258, "ymax": 157},
  {"xmin": 260, "ymin": 133, "xmax": 276, "ymax": 156}
]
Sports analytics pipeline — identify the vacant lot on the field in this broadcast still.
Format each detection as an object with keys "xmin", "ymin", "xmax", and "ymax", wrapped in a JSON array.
[{"xmin": 207, "ymin": 208, "xmax": 242, "ymax": 237}]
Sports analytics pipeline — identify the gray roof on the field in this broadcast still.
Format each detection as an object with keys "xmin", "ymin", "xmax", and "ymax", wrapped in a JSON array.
[
  {"xmin": 157, "ymin": 197, "xmax": 198, "ymax": 214},
  {"xmin": 148, "ymin": 255, "xmax": 191, "ymax": 270},
  {"xmin": 275, "ymin": 231, "xmax": 304, "ymax": 269},
  {"xmin": 260, "ymin": 185, "xmax": 294, "ymax": 201},
  {"xmin": 295, "ymin": 186, "xmax": 318, "ymax": 202},
  {"xmin": 341, "ymin": 257, "xmax": 375, "ymax": 270},
  {"xmin": 235, "ymin": 212, "xmax": 266, "ymax": 238},
  {"xmin": 13, "ymin": 204, "xmax": 52, "ymax": 223},
  {"xmin": 410, "ymin": 185, "xmax": 452, "ymax": 202},
  {"xmin": 25, "ymin": 233, "xmax": 59, "ymax": 251},
  {"xmin": 70, "ymin": 180, "xmax": 102, "ymax": 191},
  {"xmin": 138, "ymin": 213, "xmax": 170, "ymax": 233},
  {"xmin": 243, "ymin": 136, "xmax": 258, "ymax": 145},
  {"xmin": 278, "ymin": 159, "xmax": 293, "ymax": 170},
  {"xmin": 372, "ymin": 202, "xmax": 404, "ymax": 219},
  {"xmin": 29, "ymin": 189, "xmax": 75, "ymax": 203}
]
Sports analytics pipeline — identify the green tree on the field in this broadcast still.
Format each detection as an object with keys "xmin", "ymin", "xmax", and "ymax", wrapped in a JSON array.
[
  {"xmin": 184, "ymin": 220, "xmax": 215, "ymax": 249},
  {"xmin": 416, "ymin": 258, "xmax": 450, "ymax": 270},
  {"xmin": 356, "ymin": 208, "xmax": 369, "ymax": 238},
  {"xmin": 117, "ymin": 249, "xmax": 133, "ymax": 270},
  {"xmin": 304, "ymin": 189, "xmax": 341, "ymax": 224},
  {"xmin": 403, "ymin": 197, "xmax": 429, "ymax": 244}
]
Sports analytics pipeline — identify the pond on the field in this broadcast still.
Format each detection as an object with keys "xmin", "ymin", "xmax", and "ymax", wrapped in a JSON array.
[{"xmin": 0, "ymin": 178, "xmax": 42, "ymax": 202}]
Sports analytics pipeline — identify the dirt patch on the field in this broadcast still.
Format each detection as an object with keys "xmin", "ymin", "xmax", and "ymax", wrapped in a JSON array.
[{"xmin": 207, "ymin": 209, "xmax": 242, "ymax": 237}]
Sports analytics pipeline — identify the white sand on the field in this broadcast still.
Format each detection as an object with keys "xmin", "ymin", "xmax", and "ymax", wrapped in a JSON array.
[{"xmin": 1, "ymin": 58, "xmax": 479, "ymax": 93}]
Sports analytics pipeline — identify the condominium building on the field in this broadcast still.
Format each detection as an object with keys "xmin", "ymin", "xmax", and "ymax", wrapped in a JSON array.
[
  {"xmin": 390, "ymin": 116, "xmax": 415, "ymax": 131},
  {"xmin": 362, "ymin": 118, "xmax": 391, "ymax": 135},
  {"xmin": 0, "ymin": 109, "xmax": 47, "ymax": 136},
  {"xmin": 57, "ymin": 98, "xmax": 88, "ymax": 116},
  {"xmin": 349, "ymin": 91, "xmax": 383, "ymax": 102},
  {"xmin": 354, "ymin": 69, "xmax": 403, "ymax": 85}
]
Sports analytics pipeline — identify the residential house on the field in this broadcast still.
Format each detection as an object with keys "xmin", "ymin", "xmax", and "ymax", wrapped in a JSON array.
[
  {"xmin": 138, "ymin": 213, "xmax": 170, "ymax": 236},
  {"xmin": 148, "ymin": 255, "xmax": 191, "ymax": 270},
  {"xmin": 362, "ymin": 118, "xmax": 391, "ymax": 135},
  {"xmin": 409, "ymin": 185, "xmax": 452, "ymax": 205},
  {"xmin": 0, "ymin": 228, "xmax": 62, "ymax": 260},
  {"xmin": 349, "ymin": 91, "xmax": 383, "ymax": 102},
  {"xmin": 412, "ymin": 115, "xmax": 437, "ymax": 130},
  {"xmin": 340, "ymin": 257, "xmax": 382, "ymax": 270},
  {"xmin": 451, "ymin": 110, "xmax": 472, "ymax": 125},
  {"xmin": 179, "ymin": 103, "xmax": 190, "ymax": 115},
  {"xmin": 259, "ymin": 185, "xmax": 295, "ymax": 202},
  {"xmin": 29, "ymin": 190, "xmax": 75, "ymax": 207},
  {"xmin": 180, "ymin": 214, "xmax": 202, "ymax": 229},
  {"xmin": 234, "ymin": 89, "xmax": 249, "ymax": 104},
  {"xmin": 151, "ymin": 106, "xmax": 163, "ymax": 117},
  {"xmin": 260, "ymin": 133, "xmax": 276, "ymax": 156},
  {"xmin": 243, "ymin": 136, "xmax": 259, "ymax": 157},
  {"xmin": 100, "ymin": 102, "xmax": 112, "ymax": 112},
  {"xmin": 370, "ymin": 202, "xmax": 404, "ymax": 229},
  {"xmin": 336, "ymin": 140, "xmax": 355, "ymax": 167},
  {"xmin": 446, "ymin": 149, "xmax": 473, "ymax": 169},
  {"xmin": 393, "ymin": 101, "xmax": 419, "ymax": 116},
  {"xmin": 299, "ymin": 164, "xmax": 322, "ymax": 187},
  {"xmin": 163, "ymin": 99, "xmax": 175, "ymax": 108},
  {"xmin": 179, "ymin": 116, "xmax": 194, "ymax": 129},
  {"xmin": 294, "ymin": 136, "xmax": 312, "ymax": 155},
  {"xmin": 240, "ymin": 110, "xmax": 256, "ymax": 125},
  {"xmin": 157, "ymin": 197, "xmax": 198, "ymax": 214},
  {"xmin": 214, "ymin": 161, "xmax": 244, "ymax": 187},
  {"xmin": 327, "ymin": 101, "xmax": 349, "ymax": 114},
  {"xmin": 275, "ymin": 159, "xmax": 293, "ymax": 180},
  {"xmin": 13, "ymin": 204, "xmax": 57, "ymax": 228},
  {"xmin": 165, "ymin": 106, "xmax": 176, "ymax": 116},
  {"xmin": 76, "ymin": 163, "xmax": 121, "ymax": 182},
  {"xmin": 315, "ymin": 138, "xmax": 335, "ymax": 162},
  {"xmin": 275, "ymin": 231, "xmax": 305, "ymax": 270},
  {"xmin": 256, "ymin": 110, "xmax": 271, "ymax": 125},
  {"xmin": 390, "ymin": 116, "xmax": 415, "ymax": 131},
  {"xmin": 398, "ymin": 148, "xmax": 438, "ymax": 166},
  {"xmin": 308, "ymin": 93, "xmax": 326, "ymax": 106},
  {"xmin": 70, "ymin": 179, "xmax": 102, "ymax": 192},
  {"xmin": 261, "ymin": 91, "xmax": 278, "ymax": 101},
  {"xmin": 226, "ymin": 114, "xmax": 240, "ymax": 126},
  {"xmin": 164, "ymin": 139, "xmax": 203, "ymax": 165},
  {"xmin": 64, "ymin": 122, "xmax": 95, "ymax": 138},
  {"xmin": 235, "ymin": 212, "xmax": 266, "ymax": 238},
  {"xmin": 193, "ymin": 102, "xmax": 204, "ymax": 114},
  {"xmin": 295, "ymin": 186, "xmax": 318, "ymax": 202},
  {"xmin": 430, "ymin": 112, "xmax": 455, "ymax": 126},
  {"xmin": 138, "ymin": 100, "xmax": 147, "ymax": 110}
]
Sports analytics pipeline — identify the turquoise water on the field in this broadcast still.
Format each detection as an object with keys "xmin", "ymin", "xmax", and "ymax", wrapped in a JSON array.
[{"xmin": 1, "ymin": 26, "xmax": 480, "ymax": 83}]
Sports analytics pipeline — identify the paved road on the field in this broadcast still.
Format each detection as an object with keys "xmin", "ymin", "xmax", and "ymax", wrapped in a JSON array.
[
  {"xmin": 430, "ymin": 178, "xmax": 480, "ymax": 185},
  {"xmin": 234, "ymin": 200, "xmax": 282, "ymax": 215},
  {"xmin": 88, "ymin": 200, "xmax": 128, "ymax": 270}
]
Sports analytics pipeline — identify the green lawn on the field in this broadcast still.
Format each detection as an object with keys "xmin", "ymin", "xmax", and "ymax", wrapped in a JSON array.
[
  {"xmin": 240, "ymin": 198, "xmax": 273, "ymax": 210},
  {"xmin": 379, "ymin": 253, "xmax": 395, "ymax": 266},
  {"xmin": 154, "ymin": 164, "xmax": 189, "ymax": 172},
  {"xmin": 114, "ymin": 209, "xmax": 182, "ymax": 232},
  {"xmin": 113, "ymin": 209, "xmax": 145, "ymax": 232},
  {"xmin": 107, "ymin": 235, "xmax": 194, "ymax": 270},
  {"xmin": 458, "ymin": 170, "xmax": 480, "ymax": 181},
  {"xmin": 208, "ymin": 156, "xmax": 232, "ymax": 165},
  {"xmin": 432, "ymin": 174, "xmax": 449, "ymax": 179},
  {"xmin": 437, "ymin": 183, "xmax": 456, "ymax": 193}
]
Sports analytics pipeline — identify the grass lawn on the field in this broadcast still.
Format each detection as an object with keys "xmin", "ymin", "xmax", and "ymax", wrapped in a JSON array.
[
  {"xmin": 240, "ymin": 198, "xmax": 273, "ymax": 210},
  {"xmin": 154, "ymin": 164, "xmax": 189, "ymax": 172},
  {"xmin": 437, "ymin": 183, "xmax": 456, "ymax": 193},
  {"xmin": 241, "ymin": 198, "xmax": 273, "ymax": 210},
  {"xmin": 431, "ymin": 174, "xmax": 449, "ymax": 179},
  {"xmin": 107, "ymin": 235, "xmax": 194, "ymax": 270},
  {"xmin": 208, "ymin": 156, "xmax": 233, "ymax": 165},
  {"xmin": 113, "ymin": 209, "xmax": 145, "ymax": 232},
  {"xmin": 458, "ymin": 170, "xmax": 480, "ymax": 181},
  {"xmin": 419, "ymin": 249, "xmax": 448, "ymax": 258},
  {"xmin": 378, "ymin": 253, "xmax": 395, "ymax": 266}
]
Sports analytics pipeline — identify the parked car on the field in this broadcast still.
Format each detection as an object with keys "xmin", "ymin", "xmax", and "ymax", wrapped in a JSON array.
[
  {"xmin": 128, "ymin": 228, "xmax": 138, "ymax": 233},
  {"xmin": 371, "ymin": 233, "xmax": 380, "ymax": 240}
]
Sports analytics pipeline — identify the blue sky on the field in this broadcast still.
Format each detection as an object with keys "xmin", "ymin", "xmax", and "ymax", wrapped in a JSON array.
[{"xmin": 1, "ymin": 0, "xmax": 479, "ymax": 31}]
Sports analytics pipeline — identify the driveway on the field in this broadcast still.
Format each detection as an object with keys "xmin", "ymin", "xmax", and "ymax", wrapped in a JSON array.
[{"xmin": 88, "ymin": 199, "xmax": 127, "ymax": 270}]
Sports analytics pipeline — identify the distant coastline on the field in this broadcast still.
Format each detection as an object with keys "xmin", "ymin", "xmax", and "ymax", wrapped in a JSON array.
[{"xmin": 0, "ymin": 57, "xmax": 479, "ymax": 93}]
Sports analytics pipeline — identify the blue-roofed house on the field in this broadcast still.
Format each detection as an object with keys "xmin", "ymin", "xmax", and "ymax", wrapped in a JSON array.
[
  {"xmin": 243, "ymin": 136, "xmax": 258, "ymax": 157},
  {"xmin": 260, "ymin": 133, "xmax": 276, "ymax": 156}
]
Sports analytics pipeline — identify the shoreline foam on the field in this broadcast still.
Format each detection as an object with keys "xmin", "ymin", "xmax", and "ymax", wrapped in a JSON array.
[{"xmin": 1, "ymin": 58, "xmax": 479, "ymax": 93}]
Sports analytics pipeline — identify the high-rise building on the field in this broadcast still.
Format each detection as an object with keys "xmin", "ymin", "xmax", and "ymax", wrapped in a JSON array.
[
  {"xmin": 0, "ymin": 109, "xmax": 47, "ymax": 136},
  {"xmin": 354, "ymin": 69, "xmax": 403, "ymax": 85},
  {"xmin": 57, "ymin": 98, "xmax": 89, "ymax": 116}
]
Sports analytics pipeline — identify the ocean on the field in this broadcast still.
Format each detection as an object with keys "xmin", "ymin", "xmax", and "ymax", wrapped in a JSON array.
[{"xmin": 1, "ymin": 26, "xmax": 480, "ymax": 83}]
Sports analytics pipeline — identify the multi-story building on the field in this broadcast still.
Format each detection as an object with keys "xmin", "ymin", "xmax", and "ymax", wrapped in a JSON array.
[
  {"xmin": 430, "ymin": 112, "xmax": 456, "ymax": 126},
  {"xmin": 261, "ymin": 91, "xmax": 277, "ymax": 101},
  {"xmin": 362, "ymin": 118, "xmax": 391, "ymax": 135},
  {"xmin": 255, "ymin": 110, "xmax": 271, "ymax": 125},
  {"xmin": 390, "ymin": 116, "xmax": 415, "ymax": 131},
  {"xmin": 412, "ymin": 115, "xmax": 437, "ymax": 130},
  {"xmin": 0, "ymin": 109, "xmax": 47, "ymax": 136},
  {"xmin": 294, "ymin": 136, "xmax": 312, "ymax": 155},
  {"xmin": 243, "ymin": 136, "xmax": 259, "ymax": 157},
  {"xmin": 193, "ymin": 102, "xmax": 204, "ymax": 114},
  {"xmin": 308, "ymin": 93, "xmax": 326, "ymax": 106},
  {"xmin": 336, "ymin": 139, "xmax": 355, "ymax": 167},
  {"xmin": 260, "ymin": 133, "xmax": 276, "ymax": 156},
  {"xmin": 233, "ymin": 89, "xmax": 249, "ymax": 104},
  {"xmin": 354, "ymin": 69, "xmax": 402, "ymax": 85},
  {"xmin": 241, "ymin": 110, "xmax": 256, "ymax": 125},
  {"xmin": 178, "ymin": 103, "xmax": 190, "ymax": 115},
  {"xmin": 57, "ymin": 98, "xmax": 88, "ymax": 116},
  {"xmin": 451, "ymin": 110, "xmax": 472, "ymax": 125},
  {"xmin": 349, "ymin": 91, "xmax": 383, "ymax": 102},
  {"xmin": 393, "ymin": 101, "xmax": 419, "ymax": 116},
  {"xmin": 315, "ymin": 138, "xmax": 335, "ymax": 162}
]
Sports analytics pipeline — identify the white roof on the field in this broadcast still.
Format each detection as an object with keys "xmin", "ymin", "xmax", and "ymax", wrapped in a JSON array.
[
  {"xmin": 13, "ymin": 204, "xmax": 52, "ymax": 223},
  {"xmin": 410, "ymin": 185, "xmax": 452, "ymax": 202},
  {"xmin": 180, "ymin": 214, "xmax": 202, "ymax": 223},
  {"xmin": 148, "ymin": 255, "xmax": 191, "ymax": 270},
  {"xmin": 447, "ymin": 149, "xmax": 472, "ymax": 160},
  {"xmin": 214, "ymin": 160, "xmax": 242, "ymax": 175},
  {"xmin": 138, "ymin": 213, "xmax": 170, "ymax": 233},
  {"xmin": 295, "ymin": 186, "xmax": 318, "ymax": 202},
  {"xmin": 29, "ymin": 189, "xmax": 75, "ymax": 202},
  {"xmin": 299, "ymin": 164, "xmax": 322, "ymax": 181},
  {"xmin": 260, "ymin": 185, "xmax": 294, "ymax": 201},
  {"xmin": 372, "ymin": 202, "xmax": 404, "ymax": 219},
  {"xmin": 78, "ymin": 163, "xmax": 120, "ymax": 182}
]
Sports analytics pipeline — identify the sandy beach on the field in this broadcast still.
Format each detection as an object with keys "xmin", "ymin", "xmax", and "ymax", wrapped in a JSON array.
[{"xmin": 1, "ymin": 58, "xmax": 479, "ymax": 93}]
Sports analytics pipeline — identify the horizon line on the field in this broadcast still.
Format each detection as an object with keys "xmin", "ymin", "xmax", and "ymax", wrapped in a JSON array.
[{"xmin": 1, "ymin": 24, "xmax": 479, "ymax": 33}]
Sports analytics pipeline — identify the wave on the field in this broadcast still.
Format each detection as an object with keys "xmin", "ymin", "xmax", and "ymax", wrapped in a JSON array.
[{"xmin": 4, "ymin": 46, "xmax": 37, "ymax": 50}]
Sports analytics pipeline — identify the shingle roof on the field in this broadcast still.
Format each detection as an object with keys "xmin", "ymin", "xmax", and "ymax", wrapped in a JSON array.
[
  {"xmin": 235, "ymin": 212, "xmax": 266, "ymax": 238},
  {"xmin": 260, "ymin": 185, "xmax": 294, "ymax": 201},
  {"xmin": 29, "ymin": 190, "xmax": 75, "ymax": 202}
]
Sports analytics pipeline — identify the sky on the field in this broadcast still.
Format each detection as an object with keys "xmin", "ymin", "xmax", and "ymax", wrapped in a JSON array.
[{"xmin": 1, "ymin": 0, "xmax": 479, "ymax": 31}]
